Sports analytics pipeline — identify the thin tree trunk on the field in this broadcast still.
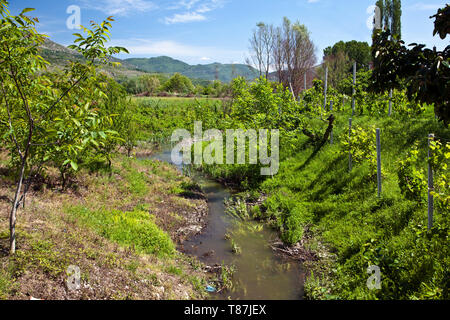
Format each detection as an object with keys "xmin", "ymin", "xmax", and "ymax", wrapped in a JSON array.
[{"xmin": 10, "ymin": 160, "xmax": 26, "ymax": 254}]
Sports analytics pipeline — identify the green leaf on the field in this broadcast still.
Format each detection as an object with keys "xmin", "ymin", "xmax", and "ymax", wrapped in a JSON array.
[
  {"xmin": 70, "ymin": 161, "xmax": 78, "ymax": 171},
  {"xmin": 20, "ymin": 8, "xmax": 35, "ymax": 15}
]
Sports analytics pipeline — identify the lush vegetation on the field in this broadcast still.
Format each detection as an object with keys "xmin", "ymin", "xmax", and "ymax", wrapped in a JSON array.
[
  {"xmin": 0, "ymin": 0, "xmax": 448, "ymax": 301},
  {"xmin": 167, "ymin": 76, "xmax": 448, "ymax": 299},
  {"xmin": 134, "ymin": 58, "xmax": 449, "ymax": 299},
  {"xmin": 119, "ymin": 72, "xmax": 233, "ymax": 98}
]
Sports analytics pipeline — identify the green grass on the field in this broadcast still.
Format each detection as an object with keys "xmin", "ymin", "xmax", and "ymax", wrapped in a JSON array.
[
  {"xmin": 257, "ymin": 112, "xmax": 449, "ymax": 299},
  {"xmin": 0, "ymin": 269, "xmax": 15, "ymax": 300},
  {"xmin": 67, "ymin": 206, "xmax": 175, "ymax": 257},
  {"xmin": 128, "ymin": 95, "xmax": 225, "ymax": 143},
  {"xmin": 11, "ymin": 239, "xmax": 72, "ymax": 278},
  {"xmin": 118, "ymin": 158, "xmax": 149, "ymax": 196},
  {"xmin": 165, "ymin": 265, "xmax": 183, "ymax": 276}
]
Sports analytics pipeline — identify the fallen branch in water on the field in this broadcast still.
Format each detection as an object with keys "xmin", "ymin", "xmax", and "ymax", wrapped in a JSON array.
[{"xmin": 270, "ymin": 241, "xmax": 318, "ymax": 262}]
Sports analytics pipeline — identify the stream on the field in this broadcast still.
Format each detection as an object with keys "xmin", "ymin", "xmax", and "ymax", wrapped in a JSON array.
[{"xmin": 151, "ymin": 148, "xmax": 304, "ymax": 300}]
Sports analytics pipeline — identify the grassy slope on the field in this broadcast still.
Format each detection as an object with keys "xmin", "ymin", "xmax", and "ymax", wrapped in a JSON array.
[
  {"xmin": 259, "ymin": 109, "xmax": 449, "ymax": 299},
  {"xmin": 0, "ymin": 153, "xmax": 209, "ymax": 300}
]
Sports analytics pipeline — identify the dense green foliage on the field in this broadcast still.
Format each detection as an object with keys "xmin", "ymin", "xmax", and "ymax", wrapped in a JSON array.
[
  {"xmin": 370, "ymin": 5, "xmax": 449, "ymax": 125},
  {"xmin": 323, "ymin": 40, "xmax": 372, "ymax": 69},
  {"xmin": 321, "ymin": 40, "xmax": 372, "ymax": 98},
  {"xmin": 161, "ymin": 73, "xmax": 195, "ymax": 94},
  {"xmin": 137, "ymin": 69, "xmax": 449, "ymax": 299}
]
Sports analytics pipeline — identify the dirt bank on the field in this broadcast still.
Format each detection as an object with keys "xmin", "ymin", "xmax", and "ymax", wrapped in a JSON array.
[{"xmin": 0, "ymin": 151, "xmax": 211, "ymax": 300}]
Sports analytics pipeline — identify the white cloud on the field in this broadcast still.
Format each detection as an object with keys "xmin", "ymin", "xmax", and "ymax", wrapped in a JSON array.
[
  {"xmin": 165, "ymin": 12, "xmax": 206, "ymax": 24},
  {"xmin": 307, "ymin": 0, "xmax": 320, "ymax": 3},
  {"xmin": 169, "ymin": 0, "xmax": 202, "ymax": 10},
  {"xmin": 164, "ymin": 0, "xmax": 225, "ymax": 24},
  {"xmin": 80, "ymin": 0, "xmax": 157, "ymax": 16}
]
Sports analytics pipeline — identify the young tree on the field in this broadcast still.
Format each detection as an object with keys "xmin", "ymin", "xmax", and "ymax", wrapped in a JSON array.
[{"xmin": 0, "ymin": 1, "xmax": 128, "ymax": 254}]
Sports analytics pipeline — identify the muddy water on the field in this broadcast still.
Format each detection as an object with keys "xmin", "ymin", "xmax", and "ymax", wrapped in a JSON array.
[{"xmin": 151, "ymin": 148, "xmax": 304, "ymax": 300}]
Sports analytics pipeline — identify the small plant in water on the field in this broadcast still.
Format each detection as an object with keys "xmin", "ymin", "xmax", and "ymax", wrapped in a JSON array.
[
  {"xmin": 230, "ymin": 239, "xmax": 242, "ymax": 255},
  {"xmin": 225, "ymin": 197, "xmax": 250, "ymax": 220},
  {"xmin": 220, "ymin": 263, "xmax": 235, "ymax": 291}
]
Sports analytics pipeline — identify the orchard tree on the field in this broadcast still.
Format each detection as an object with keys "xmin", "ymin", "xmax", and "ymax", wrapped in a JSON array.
[{"xmin": 0, "ymin": 1, "xmax": 128, "ymax": 254}]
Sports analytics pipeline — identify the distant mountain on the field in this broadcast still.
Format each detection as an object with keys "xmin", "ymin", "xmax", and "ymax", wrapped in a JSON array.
[
  {"xmin": 125, "ymin": 56, "xmax": 190, "ymax": 74},
  {"xmin": 124, "ymin": 56, "xmax": 258, "ymax": 83},
  {"xmin": 39, "ymin": 39, "xmax": 148, "ymax": 78},
  {"xmin": 40, "ymin": 39, "xmax": 258, "ymax": 83}
]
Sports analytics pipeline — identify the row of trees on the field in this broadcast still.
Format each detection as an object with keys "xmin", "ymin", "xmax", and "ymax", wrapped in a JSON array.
[
  {"xmin": 247, "ymin": 17, "xmax": 317, "ymax": 96},
  {"xmin": 246, "ymin": 2, "xmax": 403, "ymax": 98},
  {"xmin": 120, "ymin": 73, "xmax": 232, "ymax": 97}
]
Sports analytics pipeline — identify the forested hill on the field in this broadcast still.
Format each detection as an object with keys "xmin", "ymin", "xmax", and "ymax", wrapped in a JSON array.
[
  {"xmin": 40, "ymin": 39, "xmax": 258, "ymax": 82},
  {"xmin": 124, "ymin": 56, "xmax": 259, "ymax": 82}
]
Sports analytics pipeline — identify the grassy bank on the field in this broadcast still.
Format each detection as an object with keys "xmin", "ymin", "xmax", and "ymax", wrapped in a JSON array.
[
  {"xmin": 221, "ymin": 111, "xmax": 449, "ymax": 300},
  {"xmin": 0, "ymin": 152, "xmax": 210, "ymax": 300}
]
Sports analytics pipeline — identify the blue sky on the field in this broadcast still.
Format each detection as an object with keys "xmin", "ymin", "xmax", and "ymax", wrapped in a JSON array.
[{"xmin": 9, "ymin": 0, "xmax": 449, "ymax": 65}]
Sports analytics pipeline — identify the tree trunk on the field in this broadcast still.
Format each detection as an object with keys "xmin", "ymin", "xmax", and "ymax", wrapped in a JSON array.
[
  {"xmin": 10, "ymin": 160, "xmax": 26, "ymax": 254},
  {"xmin": 61, "ymin": 171, "xmax": 67, "ymax": 191}
]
